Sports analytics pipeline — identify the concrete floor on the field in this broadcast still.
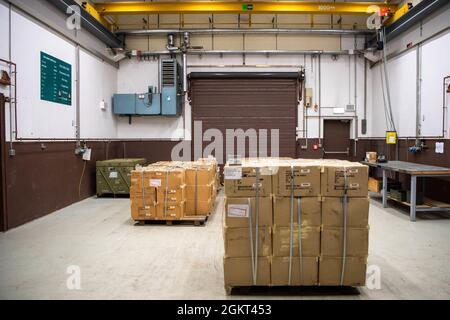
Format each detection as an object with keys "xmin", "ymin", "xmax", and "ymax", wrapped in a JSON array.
[{"xmin": 0, "ymin": 192, "xmax": 449, "ymax": 300}]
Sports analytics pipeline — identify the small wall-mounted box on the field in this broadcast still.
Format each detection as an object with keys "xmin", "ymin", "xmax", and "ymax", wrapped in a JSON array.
[{"xmin": 305, "ymin": 88, "xmax": 313, "ymax": 107}]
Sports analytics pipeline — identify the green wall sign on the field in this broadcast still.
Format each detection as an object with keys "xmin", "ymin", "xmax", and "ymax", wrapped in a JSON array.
[{"xmin": 40, "ymin": 51, "xmax": 72, "ymax": 106}]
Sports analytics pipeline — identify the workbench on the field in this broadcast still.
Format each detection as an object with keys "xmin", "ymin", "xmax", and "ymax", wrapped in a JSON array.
[{"xmin": 362, "ymin": 161, "xmax": 450, "ymax": 221}]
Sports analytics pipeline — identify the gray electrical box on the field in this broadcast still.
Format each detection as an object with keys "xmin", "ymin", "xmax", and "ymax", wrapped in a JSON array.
[{"xmin": 113, "ymin": 87, "xmax": 160, "ymax": 115}]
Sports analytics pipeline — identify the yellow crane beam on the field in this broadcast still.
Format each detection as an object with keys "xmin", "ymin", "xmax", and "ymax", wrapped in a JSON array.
[
  {"xmin": 384, "ymin": 2, "xmax": 412, "ymax": 27},
  {"xmin": 93, "ymin": 1, "xmax": 398, "ymax": 16},
  {"xmin": 81, "ymin": 2, "xmax": 113, "ymax": 30}
]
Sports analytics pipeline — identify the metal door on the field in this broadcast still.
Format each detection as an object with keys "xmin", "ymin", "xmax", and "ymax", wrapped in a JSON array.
[
  {"xmin": 323, "ymin": 119, "xmax": 351, "ymax": 160},
  {"xmin": 189, "ymin": 72, "xmax": 299, "ymax": 166}
]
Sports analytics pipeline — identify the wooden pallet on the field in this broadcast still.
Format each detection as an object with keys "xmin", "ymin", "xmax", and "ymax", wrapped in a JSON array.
[
  {"xmin": 388, "ymin": 196, "xmax": 450, "ymax": 209},
  {"xmin": 136, "ymin": 215, "xmax": 209, "ymax": 226},
  {"xmin": 225, "ymin": 285, "xmax": 360, "ymax": 296}
]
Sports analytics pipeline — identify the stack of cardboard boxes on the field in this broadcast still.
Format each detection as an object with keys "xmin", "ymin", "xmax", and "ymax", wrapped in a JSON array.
[
  {"xmin": 319, "ymin": 161, "xmax": 369, "ymax": 286},
  {"xmin": 185, "ymin": 161, "xmax": 217, "ymax": 216},
  {"xmin": 223, "ymin": 159, "xmax": 276, "ymax": 287},
  {"xmin": 271, "ymin": 159, "xmax": 322, "ymax": 286},
  {"xmin": 223, "ymin": 158, "xmax": 369, "ymax": 291},
  {"xmin": 130, "ymin": 159, "xmax": 218, "ymax": 222},
  {"xmin": 130, "ymin": 165, "xmax": 186, "ymax": 220}
]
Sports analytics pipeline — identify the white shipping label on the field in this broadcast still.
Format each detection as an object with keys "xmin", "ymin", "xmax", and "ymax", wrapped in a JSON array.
[
  {"xmin": 150, "ymin": 179, "xmax": 162, "ymax": 187},
  {"xmin": 301, "ymin": 183, "xmax": 311, "ymax": 188},
  {"xmin": 109, "ymin": 171, "xmax": 118, "ymax": 179},
  {"xmin": 224, "ymin": 167, "xmax": 242, "ymax": 180},
  {"xmin": 228, "ymin": 204, "xmax": 249, "ymax": 218},
  {"xmin": 300, "ymin": 169, "xmax": 311, "ymax": 174}
]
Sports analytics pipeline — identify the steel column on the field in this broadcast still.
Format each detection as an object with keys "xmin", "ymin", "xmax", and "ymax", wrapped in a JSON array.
[
  {"xmin": 410, "ymin": 176, "xmax": 417, "ymax": 222},
  {"xmin": 382, "ymin": 169, "xmax": 387, "ymax": 208}
]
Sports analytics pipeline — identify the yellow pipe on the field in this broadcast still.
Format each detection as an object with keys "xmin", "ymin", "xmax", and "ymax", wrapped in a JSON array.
[{"xmin": 94, "ymin": 1, "xmax": 398, "ymax": 15}]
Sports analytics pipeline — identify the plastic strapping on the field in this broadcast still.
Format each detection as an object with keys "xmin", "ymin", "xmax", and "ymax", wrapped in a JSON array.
[
  {"xmin": 247, "ymin": 197, "xmax": 256, "ymax": 285},
  {"xmin": 297, "ymin": 197, "xmax": 303, "ymax": 284},
  {"xmin": 340, "ymin": 168, "xmax": 349, "ymax": 285},
  {"xmin": 194, "ymin": 168, "xmax": 198, "ymax": 215},
  {"xmin": 164, "ymin": 169, "xmax": 169, "ymax": 218},
  {"xmin": 288, "ymin": 165, "xmax": 295, "ymax": 286},
  {"xmin": 141, "ymin": 170, "xmax": 146, "ymax": 208},
  {"xmin": 253, "ymin": 167, "xmax": 260, "ymax": 285}
]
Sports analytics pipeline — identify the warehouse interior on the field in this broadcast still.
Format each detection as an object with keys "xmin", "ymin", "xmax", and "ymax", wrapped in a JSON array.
[{"xmin": 0, "ymin": 0, "xmax": 450, "ymax": 300}]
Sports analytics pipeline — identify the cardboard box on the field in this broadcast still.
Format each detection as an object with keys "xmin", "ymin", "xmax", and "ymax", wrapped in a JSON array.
[
  {"xmin": 322, "ymin": 197, "xmax": 369, "ymax": 228},
  {"xmin": 224, "ymin": 257, "xmax": 271, "ymax": 287},
  {"xmin": 365, "ymin": 152, "xmax": 377, "ymax": 163},
  {"xmin": 224, "ymin": 197, "xmax": 273, "ymax": 227},
  {"xmin": 185, "ymin": 183, "xmax": 214, "ymax": 201},
  {"xmin": 130, "ymin": 198, "xmax": 157, "ymax": 220},
  {"xmin": 129, "ymin": 185, "xmax": 156, "ymax": 200},
  {"xmin": 319, "ymin": 256, "xmax": 367, "ymax": 286},
  {"xmin": 186, "ymin": 199, "xmax": 212, "ymax": 216},
  {"xmin": 272, "ymin": 225, "xmax": 321, "ymax": 257},
  {"xmin": 130, "ymin": 170, "xmax": 156, "ymax": 192},
  {"xmin": 146, "ymin": 166, "xmax": 185, "ymax": 188},
  {"xmin": 273, "ymin": 196, "xmax": 321, "ymax": 227},
  {"xmin": 224, "ymin": 164, "xmax": 275, "ymax": 197},
  {"xmin": 224, "ymin": 227, "xmax": 272, "ymax": 258},
  {"xmin": 321, "ymin": 162, "xmax": 369, "ymax": 197},
  {"xmin": 368, "ymin": 177, "xmax": 382, "ymax": 193},
  {"xmin": 156, "ymin": 201, "xmax": 185, "ymax": 220},
  {"xmin": 271, "ymin": 257, "xmax": 319, "ymax": 286},
  {"xmin": 185, "ymin": 165, "xmax": 215, "ymax": 186},
  {"xmin": 273, "ymin": 162, "xmax": 321, "ymax": 197},
  {"xmin": 321, "ymin": 227, "xmax": 369, "ymax": 257},
  {"xmin": 156, "ymin": 185, "xmax": 185, "ymax": 204}
]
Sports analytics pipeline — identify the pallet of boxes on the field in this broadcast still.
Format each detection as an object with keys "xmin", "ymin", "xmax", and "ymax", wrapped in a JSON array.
[
  {"xmin": 130, "ymin": 159, "xmax": 218, "ymax": 225},
  {"xmin": 223, "ymin": 158, "xmax": 369, "ymax": 294}
]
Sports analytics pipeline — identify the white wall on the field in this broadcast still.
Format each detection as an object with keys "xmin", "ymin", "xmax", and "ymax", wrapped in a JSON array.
[
  {"xmin": 420, "ymin": 31, "xmax": 450, "ymax": 138},
  {"xmin": 79, "ymin": 49, "xmax": 118, "ymax": 139},
  {"xmin": 1, "ymin": 3, "xmax": 118, "ymax": 141},
  {"xmin": 3, "ymin": 0, "xmax": 449, "ymax": 142},
  {"xmin": 369, "ymin": 29, "xmax": 450, "ymax": 138},
  {"xmin": 0, "ymin": 1, "xmax": 11, "ymax": 99},
  {"xmin": 117, "ymin": 51, "xmax": 367, "ymax": 141},
  {"xmin": 367, "ymin": 2, "xmax": 450, "ymax": 139},
  {"xmin": 12, "ymin": 10, "xmax": 77, "ymax": 139}
]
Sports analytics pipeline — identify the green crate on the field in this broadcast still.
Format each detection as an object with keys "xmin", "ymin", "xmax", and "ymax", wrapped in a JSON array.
[
  {"xmin": 390, "ymin": 189, "xmax": 407, "ymax": 202},
  {"xmin": 406, "ymin": 190, "xmax": 424, "ymax": 205},
  {"xmin": 96, "ymin": 158, "xmax": 146, "ymax": 197}
]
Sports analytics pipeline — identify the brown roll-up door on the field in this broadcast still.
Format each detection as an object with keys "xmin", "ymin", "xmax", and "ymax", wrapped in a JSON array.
[{"xmin": 190, "ymin": 74, "xmax": 298, "ymax": 164}]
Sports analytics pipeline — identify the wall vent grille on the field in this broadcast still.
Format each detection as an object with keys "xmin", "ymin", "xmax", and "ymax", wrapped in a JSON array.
[{"xmin": 162, "ymin": 60, "xmax": 175, "ymax": 87}]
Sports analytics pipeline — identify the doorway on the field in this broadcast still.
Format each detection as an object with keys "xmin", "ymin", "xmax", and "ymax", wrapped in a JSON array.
[
  {"xmin": 189, "ymin": 72, "xmax": 300, "ymax": 165},
  {"xmin": 323, "ymin": 119, "xmax": 351, "ymax": 160}
]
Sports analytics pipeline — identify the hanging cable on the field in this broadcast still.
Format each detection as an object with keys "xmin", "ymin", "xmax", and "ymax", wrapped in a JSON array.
[
  {"xmin": 78, "ymin": 160, "xmax": 87, "ymax": 199},
  {"xmin": 380, "ymin": 67, "xmax": 392, "ymax": 130},
  {"xmin": 381, "ymin": 27, "xmax": 396, "ymax": 132}
]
